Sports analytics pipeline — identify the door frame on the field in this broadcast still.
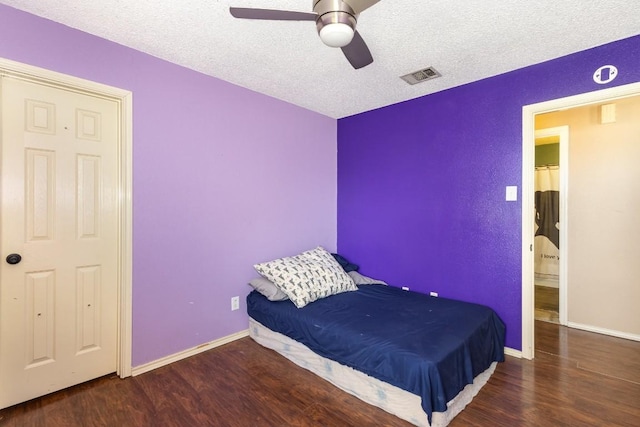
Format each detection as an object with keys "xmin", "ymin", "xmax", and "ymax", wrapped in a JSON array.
[
  {"xmin": 521, "ymin": 81, "xmax": 640, "ymax": 360},
  {"xmin": 534, "ymin": 126, "xmax": 568, "ymax": 327},
  {"xmin": 0, "ymin": 58, "xmax": 133, "ymax": 377}
]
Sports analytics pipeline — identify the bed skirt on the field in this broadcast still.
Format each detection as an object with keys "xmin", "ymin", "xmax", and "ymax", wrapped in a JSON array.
[{"xmin": 249, "ymin": 317, "xmax": 497, "ymax": 427}]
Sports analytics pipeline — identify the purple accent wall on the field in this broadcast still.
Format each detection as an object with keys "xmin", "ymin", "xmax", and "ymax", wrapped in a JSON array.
[
  {"xmin": 337, "ymin": 35, "xmax": 640, "ymax": 350},
  {"xmin": 0, "ymin": 5, "xmax": 337, "ymax": 366}
]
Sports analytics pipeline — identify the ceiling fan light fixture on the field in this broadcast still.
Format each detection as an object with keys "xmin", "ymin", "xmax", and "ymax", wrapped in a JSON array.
[
  {"xmin": 314, "ymin": 1, "xmax": 357, "ymax": 48},
  {"xmin": 229, "ymin": 0, "xmax": 376, "ymax": 69},
  {"xmin": 319, "ymin": 23, "xmax": 354, "ymax": 47}
]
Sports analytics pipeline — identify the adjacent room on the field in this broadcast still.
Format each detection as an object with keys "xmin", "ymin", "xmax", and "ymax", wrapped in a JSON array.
[{"xmin": 1, "ymin": 1, "xmax": 639, "ymax": 425}]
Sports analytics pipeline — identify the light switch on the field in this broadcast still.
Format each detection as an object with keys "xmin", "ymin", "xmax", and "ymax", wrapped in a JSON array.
[{"xmin": 506, "ymin": 186, "xmax": 518, "ymax": 201}]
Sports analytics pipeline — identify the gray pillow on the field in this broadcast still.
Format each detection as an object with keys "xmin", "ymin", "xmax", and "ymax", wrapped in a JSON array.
[
  {"xmin": 248, "ymin": 277, "xmax": 289, "ymax": 301},
  {"xmin": 348, "ymin": 271, "xmax": 388, "ymax": 286}
]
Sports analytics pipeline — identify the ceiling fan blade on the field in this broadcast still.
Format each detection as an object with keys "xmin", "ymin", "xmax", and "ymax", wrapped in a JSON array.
[
  {"xmin": 346, "ymin": 0, "xmax": 381, "ymax": 15},
  {"xmin": 341, "ymin": 31, "xmax": 373, "ymax": 69},
  {"xmin": 229, "ymin": 7, "xmax": 317, "ymax": 21}
]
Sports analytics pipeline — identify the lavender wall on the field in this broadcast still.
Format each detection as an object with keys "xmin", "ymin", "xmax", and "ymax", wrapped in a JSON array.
[
  {"xmin": 337, "ymin": 35, "xmax": 640, "ymax": 350},
  {"xmin": 0, "ymin": 5, "xmax": 338, "ymax": 366}
]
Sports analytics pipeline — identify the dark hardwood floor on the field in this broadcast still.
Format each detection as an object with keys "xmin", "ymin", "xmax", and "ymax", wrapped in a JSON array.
[{"xmin": 1, "ymin": 321, "xmax": 639, "ymax": 426}]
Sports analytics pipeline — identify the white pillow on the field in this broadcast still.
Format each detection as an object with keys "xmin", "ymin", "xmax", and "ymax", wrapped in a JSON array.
[
  {"xmin": 348, "ymin": 271, "xmax": 388, "ymax": 286},
  {"xmin": 254, "ymin": 246, "xmax": 357, "ymax": 308}
]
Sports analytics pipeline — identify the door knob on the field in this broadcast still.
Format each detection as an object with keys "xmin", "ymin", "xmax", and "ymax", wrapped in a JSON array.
[{"xmin": 6, "ymin": 253, "xmax": 22, "ymax": 265}]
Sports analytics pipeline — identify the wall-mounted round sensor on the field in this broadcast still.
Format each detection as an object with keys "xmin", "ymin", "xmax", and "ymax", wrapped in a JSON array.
[{"xmin": 593, "ymin": 65, "xmax": 618, "ymax": 84}]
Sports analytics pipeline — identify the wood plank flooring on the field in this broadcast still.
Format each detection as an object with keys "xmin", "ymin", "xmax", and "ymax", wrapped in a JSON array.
[
  {"xmin": 1, "ymin": 321, "xmax": 639, "ymax": 426},
  {"xmin": 535, "ymin": 285, "xmax": 559, "ymax": 324}
]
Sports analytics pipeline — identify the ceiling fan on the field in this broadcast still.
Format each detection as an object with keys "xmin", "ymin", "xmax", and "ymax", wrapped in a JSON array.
[{"xmin": 229, "ymin": 0, "xmax": 381, "ymax": 69}]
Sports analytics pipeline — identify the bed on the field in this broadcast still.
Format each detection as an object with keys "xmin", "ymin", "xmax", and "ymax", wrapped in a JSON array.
[{"xmin": 246, "ymin": 282, "xmax": 505, "ymax": 426}]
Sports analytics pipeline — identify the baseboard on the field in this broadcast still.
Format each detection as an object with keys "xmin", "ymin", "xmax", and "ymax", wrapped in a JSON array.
[
  {"xmin": 132, "ymin": 331, "xmax": 522, "ymax": 375},
  {"xmin": 504, "ymin": 346, "xmax": 522, "ymax": 358},
  {"xmin": 132, "ymin": 329, "xmax": 249, "ymax": 376},
  {"xmin": 567, "ymin": 322, "xmax": 640, "ymax": 342}
]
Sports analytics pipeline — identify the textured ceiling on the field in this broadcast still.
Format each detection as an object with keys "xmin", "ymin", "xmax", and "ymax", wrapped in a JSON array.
[{"xmin": 3, "ymin": 0, "xmax": 640, "ymax": 118}]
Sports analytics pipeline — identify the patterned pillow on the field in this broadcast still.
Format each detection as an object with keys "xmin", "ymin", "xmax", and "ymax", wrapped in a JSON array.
[{"xmin": 254, "ymin": 246, "xmax": 357, "ymax": 308}]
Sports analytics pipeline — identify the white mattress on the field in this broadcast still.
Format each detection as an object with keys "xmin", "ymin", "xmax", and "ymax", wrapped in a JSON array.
[{"xmin": 249, "ymin": 318, "xmax": 497, "ymax": 427}]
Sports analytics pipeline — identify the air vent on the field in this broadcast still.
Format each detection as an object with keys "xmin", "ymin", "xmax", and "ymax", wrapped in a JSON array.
[{"xmin": 400, "ymin": 67, "xmax": 441, "ymax": 85}]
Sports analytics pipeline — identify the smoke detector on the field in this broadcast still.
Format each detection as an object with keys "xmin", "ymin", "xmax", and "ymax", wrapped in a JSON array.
[{"xmin": 401, "ymin": 67, "xmax": 441, "ymax": 85}]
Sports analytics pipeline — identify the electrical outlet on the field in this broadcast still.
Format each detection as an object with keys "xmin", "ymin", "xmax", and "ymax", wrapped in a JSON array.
[
  {"xmin": 430, "ymin": 292, "xmax": 438, "ymax": 297},
  {"xmin": 231, "ymin": 296, "xmax": 240, "ymax": 311}
]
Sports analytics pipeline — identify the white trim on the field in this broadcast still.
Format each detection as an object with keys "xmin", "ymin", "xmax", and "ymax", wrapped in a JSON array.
[
  {"xmin": 504, "ymin": 347, "xmax": 522, "ymax": 359},
  {"xmin": 567, "ymin": 322, "xmax": 640, "ymax": 343},
  {"xmin": 522, "ymin": 81, "xmax": 640, "ymax": 360},
  {"xmin": 0, "ymin": 57, "xmax": 134, "ymax": 378},
  {"xmin": 117, "ymin": 85, "xmax": 134, "ymax": 378},
  {"xmin": 521, "ymin": 107, "xmax": 536, "ymax": 360},
  {"xmin": 132, "ymin": 330, "xmax": 250, "ymax": 376},
  {"xmin": 534, "ymin": 126, "xmax": 569, "ymax": 327}
]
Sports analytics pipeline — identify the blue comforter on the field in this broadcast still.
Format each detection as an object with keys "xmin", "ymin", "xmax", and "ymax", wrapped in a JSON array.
[{"xmin": 247, "ymin": 284, "xmax": 505, "ymax": 422}]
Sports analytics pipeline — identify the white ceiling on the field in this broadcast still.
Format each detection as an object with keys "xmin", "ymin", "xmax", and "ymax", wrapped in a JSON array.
[{"xmin": 3, "ymin": 0, "xmax": 640, "ymax": 118}]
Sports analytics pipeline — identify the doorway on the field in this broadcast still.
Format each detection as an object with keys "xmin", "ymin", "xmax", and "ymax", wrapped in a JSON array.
[
  {"xmin": 521, "ymin": 81, "xmax": 640, "ymax": 360},
  {"xmin": 0, "ymin": 58, "xmax": 133, "ymax": 407},
  {"xmin": 533, "ymin": 126, "xmax": 568, "ymax": 327}
]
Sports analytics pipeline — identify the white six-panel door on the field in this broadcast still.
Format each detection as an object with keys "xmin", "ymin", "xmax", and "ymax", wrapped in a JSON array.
[{"xmin": 0, "ymin": 75, "xmax": 119, "ymax": 408}]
